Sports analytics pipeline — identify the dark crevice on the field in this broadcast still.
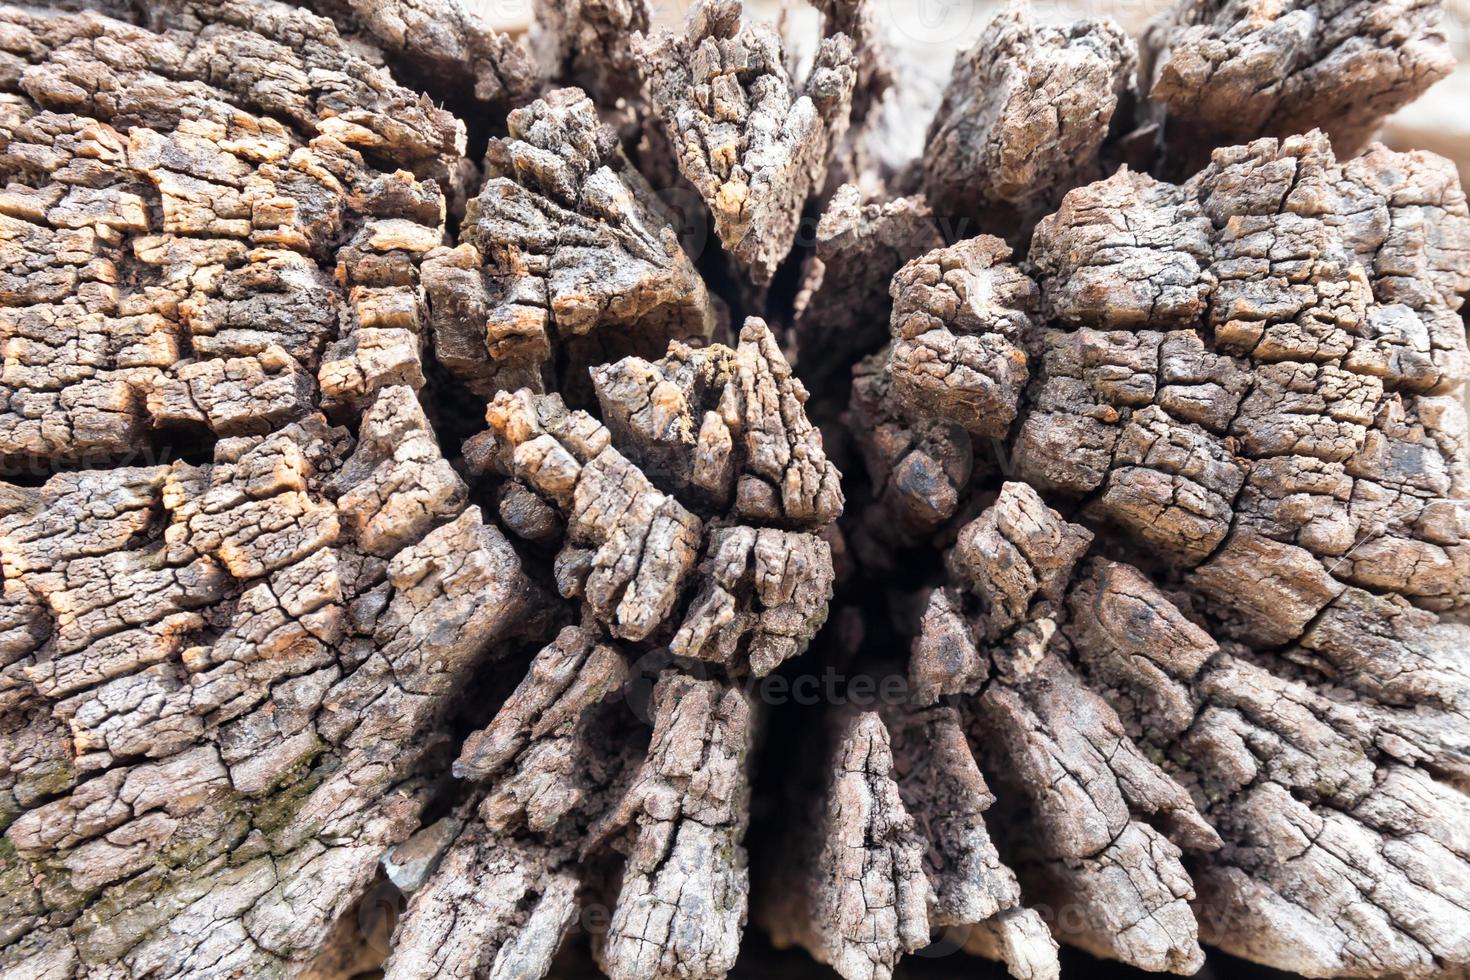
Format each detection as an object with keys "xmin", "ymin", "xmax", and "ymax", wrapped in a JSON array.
[{"xmin": 0, "ymin": 428, "xmax": 222, "ymax": 486}]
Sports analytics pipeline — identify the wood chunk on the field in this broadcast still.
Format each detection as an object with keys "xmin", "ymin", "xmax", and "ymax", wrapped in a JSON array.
[
  {"xmin": 1188, "ymin": 532, "xmax": 1345, "ymax": 646},
  {"xmin": 887, "ymin": 702, "xmax": 1059, "ymax": 980},
  {"xmin": 636, "ymin": 0, "xmax": 856, "ymax": 287},
  {"xmin": 383, "ymin": 823, "xmax": 577, "ymax": 980},
  {"xmin": 793, "ymin": 185, "xmax": 944, "ymax": 385},
  {"xmin": 1017, "ymin": 131, "xmax": 1470, "ymax": 609},
  {"xmin": 909, "ymin": 587, "xmax": 985, "ymax": 704},
  {"xmin": 960, "ymin": 909, "xmax": 1061, "ymax": 980},
  {"xmin": 672, "ymin": 524, "xmax": 834, "ymax": 677},
  {"xmin": 0, "ymin": 2, "xmax": 453, "ymax": 467},
  {"xmin": 450, "ymin": 87, "xmax": 716, "ymax": 399},
  {"xmin": 1064, "ymin": 555, "xmax": 1470, "ymax": 979},
  {"xmin": 846, "ymin": 350, "xmax": 972, "ymax": 552},
  {"xmin": 1144, "ymin": 0, "xmax": 1455, "ymax": 170},
  {"xmin": 947, "ymin": 482, "xmax": 1093, "ymax": 640},
  {"xmin": 887, "ymin": 237, "xmax": 1038, "ymax": 439},
  {"xmin": 0, "ymin": 415, "xmax": 553, "ymax": 976},
  {"xmin": 1083, "ymin": 404, "xmax": 1247, "ymax": 565},
  {"xmin": 760, "ymin": 710, "xmax": 930, "ymax": 980},
  {"xmin": 456, "ymin": 625, "xmax": 628, "ymax": 834},
  {"xmin": 318, "ymin": 0, "xmax": 542, "ymax": 109},
  {"xmin": 531, "ymin": 0, "xmax": 650, "ymax": 105},
  {"xmin": 481, "ymin": 388, "xmax": 703, "ymax": 642},
  {"xmin": 591, "ymin": 318, "xmax": 843, "ymax": 527},
  {"xmin": 327, "ymin": 385, "xmax": 466, "ymax": 555},
  {"xmin": 136, "ymin": 0, "xmax": 466, "ymax": 167},
  {"xmin": 1066, "ymin": 560, "xmax": 1215, "ymax": 737},
  {"xmin": 478, "ymin": 320, "xmax": 842, "ymax": 673},
  {"xmin": 728, "ymin": 319, "xmax": 845, "ymax": 526},
  {"xmin": 923, "ymin": 6, "xmax": 1136, "ymax": 234},
  {"xmin": 813, "ymin": 0, "xmax": 891, "ymax": 127},
  {"xmin": 1296, "ymin": 586, "xmax": 1470, "ymax": 715},
  {"xmin": 596, "ymin": 673, "xmax": 754, "ymax": 980},
  {"xmin": 975, "ymin": 651, "xmax": 1214, "ymax": 975}
]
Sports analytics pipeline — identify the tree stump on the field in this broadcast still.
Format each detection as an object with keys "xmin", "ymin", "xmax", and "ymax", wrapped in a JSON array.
[{"xmin": 1, "ymin": 1, "xmax": 1468, "ymax": 979}]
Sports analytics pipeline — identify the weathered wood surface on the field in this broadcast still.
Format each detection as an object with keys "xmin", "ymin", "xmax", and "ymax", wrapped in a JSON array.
[{"xmin": 1, "ymin": 1, "xmax": 1467, "ymax": 979}]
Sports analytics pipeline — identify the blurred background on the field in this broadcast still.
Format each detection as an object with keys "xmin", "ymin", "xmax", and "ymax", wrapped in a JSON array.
[{"xmin": 475, "ymin": 0, "xmax": 1470, "ymax": 184}]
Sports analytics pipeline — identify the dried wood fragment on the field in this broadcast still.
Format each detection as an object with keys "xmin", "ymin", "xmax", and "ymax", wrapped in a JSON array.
[
  {"xmin": 1067, "ymin": 556, "xmax": 1470, "ymax": 978},
  {"xmin": 0, "ymin": 5, "xmax": 563, "ymax": 975},
  {"xmin": 429, "ymin": 87, "xmax": 716, "ymax": 400},
  {"xmin": 863, "ymin": 478, "xmax": 1470, "ymax": 978},
  {"xmin": 469, "ymin": 318, "xmax": 839, "ymax": 674},
  {"xmin": 635, "ymin": 0, "xmax": 857, "ymax": 287},
  {"xmin": 1018, "ymin": 132, "xmax": 1470, "ymax": 610},
  {"xmin": 530, "ymin": 0, "xmax": 651, "ymax": 107},
  {"xmin": 594, "ymin": 672, "xmax": 754, "ymax": 980},
  {"xmin": 922, "ymin": 5, "xmax": 1136, "ymax": 235},
  {"xmin": 834, "ymin": 97, "xmax": 1470, "ymax": 978},
  {"xmin": 309, "ymin": 0, "xmax": 542, "ymax": 109},
  {"xmin": 381, "ymin": 823, "xmax": 577, "ymax": 980},
  {"xmin": 811, "ymin": 0, "xmax": 895, "ymax": 192},
  {"xmin": 812, "ymin": 0, "xmax": 891, "ymax": 128},
  {"xmin": 759, "ymin": 710, "xmax": 930, "ymax": 980},
  {"xmin": 845, "ymin": 350, "xmax": 972, "ymax": 555},
  {"xmin": 0, "ymin": 398, "xmax": 552, "ymax": 977},
  {"xmin": 0, "ymin": 0, "xmax": 458, "ymax": 470},
  {"xmin": 888, "ymin": 702, "xmax": 1060, "ymax": 980},
  {"xmin": 444, "ymin": 658, "xmax": 756, "ymax": 980},
  {"xmin": 886, "ymin": 236, "xmax": 1038, "ymax": 440},
  {"xmin": 792, "ymin": 184, "xmax": 943, "ymax": 384},
  {"xmin": 1144, "ymin": 0, "xmax": 1456, "ymax": 170}
]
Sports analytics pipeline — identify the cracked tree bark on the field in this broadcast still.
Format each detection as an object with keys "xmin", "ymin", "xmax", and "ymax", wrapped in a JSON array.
[{"xmin": 1, "ymin": 0, "xmax": 1468, "ymax": 979}]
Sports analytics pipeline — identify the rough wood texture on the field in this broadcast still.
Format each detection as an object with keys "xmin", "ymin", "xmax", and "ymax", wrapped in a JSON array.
[
  {"xmin": 467, "ymin": 317, "xmax": 839, "ymax": 669},
  {"xmin": 922, "ymin": 6, "xmax": 1137, "ymax": 236},
  {"xmin": 635, "ymin": 0, "xmax": 857, "ymax": 288},
  {"xmin": 429, "ymin": 86, "xmax": 717, "ymax": 400},
  {"xmin": 3, "ymin": 0, "xmax": 1470, "ymax": 978},
  {"xmin": 0, "ymin": 0, "xmax": 461, "ymax": 468},
  {"xmin": 529, "ymin": 0, "xmax": 650, "ymax": 106},
  {"xmin": 1019, "ymin": 131, "xmax": 1470, "ymax": 609},
  {"xmin": 1143, "ymin": 0, "xmax": 1456, "ymax": 172},
  {"xmin": 304, "ymin": 0, "xmax": 542, "ymax": 110},
  {"xmin": 792, "ymin": 184, "xmax": 944, "ymax": 385},
  {"xmin": 0, "ymin": 400, "xmax": 554, "ymax": 977},
  {"xmin": 885, "ymin": 235, "xmax": 1038, "ymax": 440},
  {"xmin": 837, "ymin": 118, "xmax": 1470, "ymax": 980},
  {"xmin": 759, "ymin": 709, "xmax": 931, "ymax": 980}
]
